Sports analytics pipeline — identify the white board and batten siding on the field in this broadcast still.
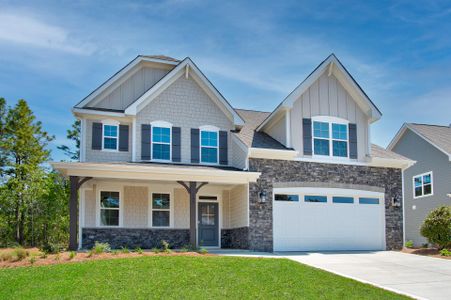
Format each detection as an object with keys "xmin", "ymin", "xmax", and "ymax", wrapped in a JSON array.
[
  {"xmin": 273, "ymin": 187, "xmax": 385, "ymax": 252},
  {"xmin": 290, "ymin": 72, "xmax": 370, "ymax": 161}
]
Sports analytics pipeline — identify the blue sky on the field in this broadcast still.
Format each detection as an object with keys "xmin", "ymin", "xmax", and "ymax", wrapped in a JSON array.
[{"xmin": 0, "ymin": 0, "xmax": 450, "ymax": 161}]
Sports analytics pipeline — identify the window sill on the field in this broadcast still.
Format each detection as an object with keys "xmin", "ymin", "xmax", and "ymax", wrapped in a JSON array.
[{"xmin": 413, "ymin": 194, "xmax": 434, "ymax": 200}]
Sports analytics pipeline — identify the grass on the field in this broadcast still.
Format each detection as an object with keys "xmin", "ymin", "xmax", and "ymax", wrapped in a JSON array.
[{"xmin": 0, "ymin": 256, "xmax": 409, "ymax": 299}]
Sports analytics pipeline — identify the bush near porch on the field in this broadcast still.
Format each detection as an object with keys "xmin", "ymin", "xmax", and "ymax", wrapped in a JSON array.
[{"xmin": 0, "ymin": 255, "xmax": 409, "ymax": 299}]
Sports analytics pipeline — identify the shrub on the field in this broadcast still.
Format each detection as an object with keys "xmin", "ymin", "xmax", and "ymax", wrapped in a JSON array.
[
  {"xmin": 135, "ymin": 247, "xmax": 143, "ymax": 254},
  {"xmin": 93, "ymin": 242, "xmax": 111, "ymax": 254},
  {"xmin": 68, "ymin": 251, "xmax": 76, "ymax": 260},
  {"xmin": 41, "ymin": 242, "xmax": 64, "ymax": 254},
  {"xmin": 13, "ymin": 247, "xmax": 29, "ymax": 261},
  {"xmin": 87, "ymin": 250, "xmax": 94, "ymax": 258},
  {"xmin": 151, "ymin": 247, "xmax": 160, "ymax": 254},
  {"xmin": 179, "ymin": 246, "xmax": 189, "ymax": 253},
  {"xmin": 121, "ymin": 247, "xmax": 130, "ymax": 254},
  {"xmin": 422, "ymin": 243, "xmax": 429, "ymax": 248},
  {"xmin": 29, "ymin": 256, "xmax": 37, "ymax": 265},
  {"xmin": 111, "ymin": 250, "xmax": 119, "ymax": 255},
  {"xmin": 420, "ymin": 206, "xmax": 451, "ymax": 249},
  {"xmin": 439, "ymin": 249, "xmax": 451, "ymax": 256},
  {"xmin": 1, "ymin": 252, "xmax": 13, "ymax": 262},
  {"xmin": 54, "ymin": 253, "xmax": 61, "ymax": 261},
  {"xmin": 198, "ymin": 248, "xmax": 208, "ymax": 255},
  {"xmin": 40, "ymin": 252, "xmax": 48, "ymax": 259},
  {"xmin": 405, "ymin": 240, "xmax": 414, "ymax": 248},
  {"xmin": 161, "ymin": 240, "xmax": 171, "ymax": 253}
]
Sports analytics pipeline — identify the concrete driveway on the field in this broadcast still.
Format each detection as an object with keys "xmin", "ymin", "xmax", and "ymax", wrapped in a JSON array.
[{"xmin": 281, "ymin": 251, "xmax": 451, "ymax": 300}]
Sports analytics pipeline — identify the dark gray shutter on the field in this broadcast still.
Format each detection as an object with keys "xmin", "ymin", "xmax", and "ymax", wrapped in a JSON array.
[
  {"xmin": 302, "ymin": 118, "xmax": 312, "ymax": 155},
  {"xmin": 172, "ymin": 127, "xmax": 181, "ymax": 162},
  {"xmin": 191, "ymin": 128, "xmax": 200, "ymax": 163},
  {"xmin": 141, "ymin": 124, "xmax": 151, "ymax": 160},
  {"xmin": 349, "ymin": 123, "xmax": 358, "ymax": 159},
  {"xmin": 119, "ymin": 125, "xmax": 129, "ymax": 152},
  {"xmin": 219, "ymin": 130, "xmax": 228, "ymax": 165},
  {"xmin": 92, "ymin": 122, "xmax": 102, "ymax": 150}
]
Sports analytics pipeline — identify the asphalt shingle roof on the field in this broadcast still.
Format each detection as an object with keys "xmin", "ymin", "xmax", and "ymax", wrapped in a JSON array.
[{"xmin": 408, "ymin": 123, "xmax": 451, "ymax": 155}]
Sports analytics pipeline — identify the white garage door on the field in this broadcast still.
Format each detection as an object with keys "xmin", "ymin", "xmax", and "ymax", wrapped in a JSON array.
[{"xmin": 273, "ymin": 187, "xmax": 386, "ymax": 252}]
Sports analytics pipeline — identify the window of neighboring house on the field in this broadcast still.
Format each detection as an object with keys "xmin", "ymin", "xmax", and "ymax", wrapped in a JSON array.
[
  {"xmin": 313, "ymin": 119, "xmax": 349, "ymax": 158},
  {"xmin": 200, "ymin": 130, "xmax": 218, "ymax": 164},
  {"xmin": 413, "ymin": 172, "xmax": 433, "ymax": 198},
  {"xmin": 100, "ymin": 191, "xmax": 120, "ymax": 226},
  {"xmin": 275, "ymin": 194, "xmax": 299, "ymax": 202},
  {"xmin": 152, "ymin": 126, "xmax": 171, "ymax": 160},
  {"xmin": 152, "ymin": 193, "xmax": 170, "ymax": 227},
  {"xmin": 103, "ymin": 124, "xmax": 118, "ymax": 150}
]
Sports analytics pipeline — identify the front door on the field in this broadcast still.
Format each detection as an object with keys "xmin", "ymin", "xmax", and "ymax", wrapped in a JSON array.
[{"xmin": 198, "ymin": 202, "xmax": 219, "ymax": 247}]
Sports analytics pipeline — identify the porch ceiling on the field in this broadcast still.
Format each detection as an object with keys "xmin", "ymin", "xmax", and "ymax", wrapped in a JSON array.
[{"xmin": 51, "ymin": 162, "xmax": 260, "ymax": 184}]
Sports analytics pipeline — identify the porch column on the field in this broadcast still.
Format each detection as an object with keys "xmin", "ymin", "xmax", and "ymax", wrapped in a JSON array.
[
  {"xmin": 69, "ymin": 176, "xmax": 92, "ymax": 251},
  {"xmin": 177, "ymin": 181, "xmax": 208, "ymax": 247}
]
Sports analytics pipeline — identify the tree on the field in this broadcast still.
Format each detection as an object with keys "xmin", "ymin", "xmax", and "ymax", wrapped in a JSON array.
[
  {"xmin": 58, "ymin": 119, "xmax": 80, "ymax": 161},
  {"xmin": 0, "ymin": 98, "xmax": 7, "ymax": 178},
  {"xmin": 420, "ymin": 205, "xmax": 451, "ymax": 249},
  {"xmin": 1, "ymin": 99, "xmax": 54, "ymax": 244}
]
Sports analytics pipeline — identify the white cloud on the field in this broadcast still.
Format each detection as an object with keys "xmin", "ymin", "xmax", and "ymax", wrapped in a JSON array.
[{"xmin": 0, "ymin": 11, "xmax": 96, "ymax": 55}]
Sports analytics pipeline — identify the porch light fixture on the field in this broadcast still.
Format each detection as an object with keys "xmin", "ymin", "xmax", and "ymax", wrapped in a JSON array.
[
  {"xmin": 391, "ymin": 196, "xmax": 401, "ymax": 207},
  {"xmin": 259, "ymin": 190, "xmax": 267, "ymax": 203}
]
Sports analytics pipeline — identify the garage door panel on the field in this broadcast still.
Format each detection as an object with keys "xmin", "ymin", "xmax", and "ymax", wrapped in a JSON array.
[{"xmin": 273, "ymin": 188, "xmax": 385, "ymax": 252}]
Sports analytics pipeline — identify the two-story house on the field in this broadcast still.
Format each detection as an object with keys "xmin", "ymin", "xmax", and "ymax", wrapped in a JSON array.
[
  {"xmin": 388, "ymin": 123, "xmax": 451, "ymax": 246},
  {"xmin": 52, "ymin": 54, "xmax": 413, "ymax": 252}
]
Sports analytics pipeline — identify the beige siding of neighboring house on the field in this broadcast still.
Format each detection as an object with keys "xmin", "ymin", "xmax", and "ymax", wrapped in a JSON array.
[
  {"xmin": 174, "ymin": 188, "xmax": 189, "ymax": 228},
  {"xmin": 265, "ymin": 113, "xmax": 287, "ymax": 146},
  {"xmin": 228, "ymin": 184, "xmax": 248, "ymax": 228},
  {"xmin": 290, "ymin": 72, "xmax": 369, "ymax": 161},
  {"xmin": 84, "ymin": 189, "xmax": 96, "ymax": 227},
  {"xmin": 123, "ymin": 186, "xmax": 148, "ymax": 228},
  {"xmin": 84, "ymin": 119, "xmax": 133, "ymax": 162},
  {"xmin": 136, "ymin": 75, "xmax": 234, "ymax": 165},
  {"xmin": 90, "ymin": 63, "xmax": 172, "ymax": 110}
]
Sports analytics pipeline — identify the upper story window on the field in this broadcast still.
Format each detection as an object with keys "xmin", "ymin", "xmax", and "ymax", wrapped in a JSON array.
[
  {"xmin": 151, "ymin": 121, "xmax": 172, "ymax": 161},
  {"xmin": 200, "ymin": 126, "xmax": 219, "ymax": 164},
  {"xmin": 103, "ymin": 123, "xmax": 119, "ymax": 151},
  {"xmin": 413, "ymin": 172, "xmax": 433, "ymax": 198},
  {"xmin": 312, "ymin": 117, "xmax": 349, "ymax": 158}
]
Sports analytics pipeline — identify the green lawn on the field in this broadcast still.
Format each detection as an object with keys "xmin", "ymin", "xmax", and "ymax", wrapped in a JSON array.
[{"xmin": 0, "ymin": 256, "xmax": 409, "ymax": 299}]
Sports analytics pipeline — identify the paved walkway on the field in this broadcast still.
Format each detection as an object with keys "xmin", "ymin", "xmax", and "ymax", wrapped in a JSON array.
[{"xmin": 281, "ymin": 251, "xmax": 451, "ymax": 300}]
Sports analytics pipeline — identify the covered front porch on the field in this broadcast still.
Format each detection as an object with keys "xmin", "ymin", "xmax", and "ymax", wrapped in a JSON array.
[{"xmin": 52, "ymin": 162, "xmax": 260, "ymax": 250}]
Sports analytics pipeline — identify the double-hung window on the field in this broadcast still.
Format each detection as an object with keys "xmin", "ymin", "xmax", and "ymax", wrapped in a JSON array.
[
  {"xmin": 103, "ymin": 124, "xmax": 118, "ymax": 150},
  {"xmin": 152, "ymin": 193, "xmax": 170, "ymax": 227},
  {"xmin": 200, "ymin": 130, "xmax": 218, "ymax": 164},
  {"xmin": 100, "ymin": 191, "xmax": 120, "ymax": 226},
  {"xmin": 152, "ymin": 126, "xmax": 171, "ymax": 160},
  {"xmin": 313, "ymin": 118, "xmax": 349, "ymax": 158},
  {"xmin": 413, "ymin": 172, "xmax": 433, "ymax": 198}
]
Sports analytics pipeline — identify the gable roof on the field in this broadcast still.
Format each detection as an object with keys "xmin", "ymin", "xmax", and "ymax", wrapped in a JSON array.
[
  {"xmin": 388, "ymin": 123, "xmax": 451, "ymax": 159},
  {"xmin": 257, "ymin": 54, "xmax": 382, "ymax": 131},
  {"xmin": 234, "ymin": 109, "xmax": 289, "ymax": 149},
  {"xmin": 124, "ymin": 57, "xmax": 245, "ymax": 126}
]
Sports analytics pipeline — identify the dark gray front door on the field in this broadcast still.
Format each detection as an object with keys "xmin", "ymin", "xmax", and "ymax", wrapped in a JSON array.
[{"xmin": 198, "ymin": 202, "xmax": 219, "ymax": 247}]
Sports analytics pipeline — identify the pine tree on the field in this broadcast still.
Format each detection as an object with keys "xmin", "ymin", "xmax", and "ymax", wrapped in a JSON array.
[
  {"xmin": 58, "ymin": 119, "xmax": 80, "ymax": 161},
  {"xmin": 1, "ymin": 99, "xmax": 54, "ymax": 244}
]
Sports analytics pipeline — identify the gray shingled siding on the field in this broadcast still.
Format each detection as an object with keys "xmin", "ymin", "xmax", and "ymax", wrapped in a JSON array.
[
  {"xmin": 248, "ymin": 158, "xmax": 403, "ymax": 252},
  {"xmin": 392, "ymin": 128, "xmax": 451, "ymax": 246}
]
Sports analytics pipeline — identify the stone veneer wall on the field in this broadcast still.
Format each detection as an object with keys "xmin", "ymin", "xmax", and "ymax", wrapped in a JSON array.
[
  {"xmin": 82, "ymin": 228, "xmax": 189, "ymax": 249},
  {"xmin": 221, "ymin": 227, "xmax": 249, "ymax": 249},
  {"xmin": 248, "ymin": 158, "xmax": 403, "ymax": 252}
]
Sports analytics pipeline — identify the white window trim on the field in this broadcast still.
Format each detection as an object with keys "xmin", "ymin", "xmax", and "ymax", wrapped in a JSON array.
[
  {"xmin": 96, "ymin": 187, "xmax": 123, "ymax": 227},
  {"xmin": 311, "ymin": 116, "xmax": 350, "ymax": 160},
  {"xmin": 413, "ymin": 171, "xmax": 434, "ymax": 199},
  {"xmin": 102, "ymin": 119, "xmax": 120, "ymax": 152},
  {"xmin": 149, "ymin": 191, "xmax": 174, "ymax": 228},
  {"xmin": 199, "ymin": 125, "xmax": 220, "ymax": 165},
  {"xmin": 150, "ymin": 121, "xmax": 172, "ymax": 162}
]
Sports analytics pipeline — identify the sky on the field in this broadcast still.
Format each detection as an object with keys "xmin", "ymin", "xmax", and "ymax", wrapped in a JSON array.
[{"xmin": 0, "ymin": 0, "xmax": 450, "ymax": 161}]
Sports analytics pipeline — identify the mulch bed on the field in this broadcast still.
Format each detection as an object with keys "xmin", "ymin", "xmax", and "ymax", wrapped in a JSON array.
[
  {"xmin": 401, "ymin": 247, "xmax": 451, "ymax": 260},
  {"xmin": 0, "ymin": 248, "xmax": 214, "ymax": 269}
]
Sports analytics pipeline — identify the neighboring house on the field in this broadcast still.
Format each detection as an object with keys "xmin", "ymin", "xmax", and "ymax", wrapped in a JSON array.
[
  {"xmin": 388, "ymin": 123, "xmax": 451, "ymax": 246},
  {"xmin": 52, "ymin": 54, "xmax": 413, "ymax": 252}
]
